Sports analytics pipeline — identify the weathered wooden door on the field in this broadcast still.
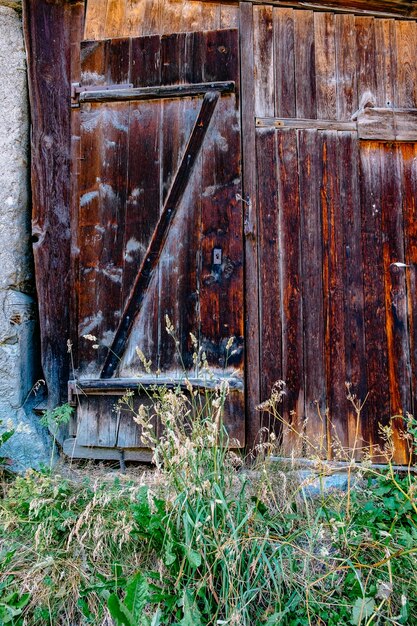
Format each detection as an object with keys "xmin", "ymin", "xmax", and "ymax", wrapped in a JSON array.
[
  {"xmin": 245, "ymin": 6, "xmax": 417, "ymax": 462},
  {"xmin": 66, "ymin": 29, "xmax": 244, "ymax": 459}
]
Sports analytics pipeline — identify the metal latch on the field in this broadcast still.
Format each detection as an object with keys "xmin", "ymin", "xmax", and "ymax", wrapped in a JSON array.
[
  {"xmin": 213, "ymin": 248, "xmax": 222, "ymax": 265},
  {"xmin": 71, "ymin": 82, "xmax": 133, "ymax": 108}
]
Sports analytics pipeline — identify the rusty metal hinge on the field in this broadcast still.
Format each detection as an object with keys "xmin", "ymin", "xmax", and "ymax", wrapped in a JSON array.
[{"xmin": 71, "ymin": 82, "xmax": 133, "ymax": 108}]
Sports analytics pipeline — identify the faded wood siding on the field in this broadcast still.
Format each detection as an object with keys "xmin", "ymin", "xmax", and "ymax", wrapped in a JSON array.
[
  {"xmin": 249, "ymin": 6, "xmax": 417, "ymax": 461},
  {"xmin": 84, "ymin": 0, "xmax": 239, "ymax": 38}
]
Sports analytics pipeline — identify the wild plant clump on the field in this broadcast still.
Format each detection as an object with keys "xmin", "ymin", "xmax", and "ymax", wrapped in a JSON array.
[
  {"xmin": 1, "ymin": 329, "xmax": 417, "ymax": 624},
  {"xmin": 106, "ymin": 372, "xmax": 417, "ymax": 626}
]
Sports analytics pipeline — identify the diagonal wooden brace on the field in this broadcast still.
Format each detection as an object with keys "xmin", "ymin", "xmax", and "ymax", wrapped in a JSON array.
[{"xmin": 100, "ymin": 90, "xmax": 220, "ymax": 378}]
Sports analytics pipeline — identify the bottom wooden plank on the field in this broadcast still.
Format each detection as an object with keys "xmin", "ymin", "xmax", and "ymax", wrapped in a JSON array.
[{"xmin": 63, "ymin": 439, "xmax": 153, "ymax": 462}]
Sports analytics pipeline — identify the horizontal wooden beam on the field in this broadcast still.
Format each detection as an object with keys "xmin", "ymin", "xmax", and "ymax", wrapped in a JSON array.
[
  {"xmin": 69, "ymin": 375, "xmax": 244, "ymax": 401},
  {"xmin": 74, "ymin": 81, "xmax": 235, "ymax": 107},
  {"xmin": 257, "ymin": 109, "xmax": 417, "ymax": 141},
  {"xmin": 63, "ymin": 438, "xmax": 153, "ymax": 462},
  {"xmin": 357, "ymin": 107, "xmax": 417, "ymax": 141},
  {"xmin": 195, "ymin": 0, "xmax": 417, "ymax": 18},
  {"xmin": 256, "ymin": 117, "xmax": 356, "ymax": 131}
]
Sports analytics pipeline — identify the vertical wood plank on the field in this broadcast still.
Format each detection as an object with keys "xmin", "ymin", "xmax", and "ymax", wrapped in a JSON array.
[
  {"xmin": 125, "ymin": 0, "xmax": 147, "ymax": 37},
  {"xmin": 161, "ymin": 32, "xmax": 187, "ymax": 85},
  {"xmin": 200, "ymin": 2, "xmax": 221, "ymax": 30},
  {"xmin": 220, "ymin": 4, "xmax": 239, "ymax": 29},
  {"xmin": 142, "ymin": 0, "xmax": 161, "ymax": 36},
  {"xmin": 240, "ymin": 2, "xmax": 261, "ymax": 451},
  {"xmin": 355, "ymin": 17, "xmax": 378, "ymax": 106},
  {"xmin": 335, "ymin": 13, "xmax": 357, "ymax": 121},
  {"xmin": 277, "ymin": 129, "xmax": 304, "ymax": 453},
  {"xmin": 314, "ymin": 12, "xmax": 337, "ymax": 120},
  {"xmin": 130, "ymin": 35, "xmax": 161, "ymax": 88},
  {"xmin": 298, "ymin": 130, "xmax": 326, "ymax": 451},
  {"xmin": 105, "ymin": 0, "xmax": 128, "ymax": 38},
  {"xmin": 380, "ymin": 144, "xmax": 411, "ymax": 464},
  {"xmin": 23, "ymin": 0, "xmax": 84, "ymax": 411},
  {"xmin": 122, "ymin": 103, "xmax": 161, "ymax": 307},
  {"xmin": 360, "ymin": 142, "xmax": 390, "ymax": 458},
  {"xmin": 339, "ymin": 132, "xmax": 367, "ymax": 452},
  {"xmin": 84, "ymin": 0, "xmax": 108, "ymax": 40},
  {"xmin": 321, "ymin": 131, "xmax": 348, "ymax": 453},
  {"xmin": 273, "ymin": 7, "xmax": 296, "ymax": 118},
  {"xmin": 395, "ymin": 20, "xmax": 417, "ymax": 108},
  {"xmin": 253, "ymin": 5, "xmax": 275, "ymax": 118},
  {"xmin": 256, "ymin": 129, "xmax": 281, "ymax": 434},
  {"xmin": 180, "ymin": 1, "xmax": 203, "ymax": 33},
  {"xmin": 78, "ymin": 102, "xmax": 129, "ymax": 374},
  {"xmin": 203, "ymin": 29, "xmax": 239, "ymax": 83},
  {"xmin": 402, "ymin": 143, "xmax": 417, "ymax": 443},
  {"xmin": 199, "ymin": 94, "xmax": 243, "ymax": 385},
  {"xmin": 159, "ymin": 0, "xmax": 184, "ymax": 34},
  {"xmin": 375, "ymin": 19, "xmax": 397, "ymax": 109},
  {"xmin": 295, "ymin": 10, "xmax": 316, "ymax": 119}
]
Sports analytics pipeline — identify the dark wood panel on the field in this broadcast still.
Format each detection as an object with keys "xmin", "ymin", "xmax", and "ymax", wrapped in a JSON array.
[
  {"xmin": 23, "ymin": 0, "xmax": 84, "ymax": 412},
  {"xmin": 256, "ymin": 129, "xmax": 281, "ymax": 434},
  {"xmin": 403, "ymin": 144, "xmax": 417, "ymax": 432},
  {"xmin": 380, "ymin": 144, "xmax": 411, "ymax": 463},
  {"xmin": 359, "ymin": 142, "xmax": 391, "ymax": 458},
  {"xmin": 298, "ymin": 130, "xmax": 326, "ymax": 448},
  {"xmin": 157, "ymin": 96, "xmax": 200, "ymax": 371},
  {"xmin": 321, "ymin": 131, "xmax": 348, "ymax": 452},
  {"xmin": 276, "ymin": 129, "xmax": 304, "ymax": 452},
  {"xmin": 101, "ymin": 91, "xmax": 220, "ymax": 378},
  {"xmin": 240, "ymin": 1, "xmax": 261, "ymax": 451},
  {"xmin": 122, "ymin": 103, "xmax": 161, "ymax": 306},
  {"xmin": 200, "ymin": 94, "xmax": 243, "ymax": 373},
  {"xmin": 338, "ymin": 132, "xmax": 367, "ymax": 452},
  {"xmin": 78, "ymin": 102, "xmax": 129, "ymax": 374},
  {"xmin": 130, "ymin": 35, "xmax": 161, "ymax": 87}
]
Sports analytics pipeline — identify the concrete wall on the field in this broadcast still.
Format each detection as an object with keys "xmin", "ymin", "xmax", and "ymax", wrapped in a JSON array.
[{"xmin": 0, "ymin": 4, "xmax": 51, "ymax": 470}]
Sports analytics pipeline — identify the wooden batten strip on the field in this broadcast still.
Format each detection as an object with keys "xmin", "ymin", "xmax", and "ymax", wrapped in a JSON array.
[
  {"xmin": 195, "ymin": 0, "xmax": 417, "ymax": 20},
  {"xmin": 256, "ymin": 117, "xmax": 356, "ymax": 130},
  {"xmin": 257, "ymin": 109, "xmax": 417, "ymax": 141},
  {"xmin": 101, "ymin": 91, "xmax": 221, "ymax": 379},
  {"xmin": 76, "ymin": 80, "xmax": 235, "ymax": 105},
  {"xmin": 69, "ymin": 376, "xmax": 244, "ymax": 401}
]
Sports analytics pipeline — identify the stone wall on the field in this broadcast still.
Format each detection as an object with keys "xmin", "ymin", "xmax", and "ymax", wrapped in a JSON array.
[{"xmin": 0, "ymin": 4, "xmax": 51, "ymax": 470}]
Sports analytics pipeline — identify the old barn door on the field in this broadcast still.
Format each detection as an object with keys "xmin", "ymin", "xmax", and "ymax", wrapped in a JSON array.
[
  {"xmin": 246, "ymin": 6, "xmax": 417, "ymax": 463},
  {"xmin": 66, "ymin": 29, "xmax": 244, "ymax": 459}
]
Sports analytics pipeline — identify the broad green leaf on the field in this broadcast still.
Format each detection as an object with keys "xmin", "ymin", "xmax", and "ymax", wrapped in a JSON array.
[
  {"xmin": 186, "ymin": 549, "xmax": 201, "ymax": 569},
  {"xmin": 180, "ymin": 590, "xmax": 203, "ymax": 626},
  {"xmin": 108, "ymin": 593, "xmax": 135, "ymax": 626},
  {"xmin": 350, "ymin": 597, "xmax": 375, "ymax": 625},
  {"xmin": 125, "ymin": 572, "xmax": 149, "ymax": 618}
]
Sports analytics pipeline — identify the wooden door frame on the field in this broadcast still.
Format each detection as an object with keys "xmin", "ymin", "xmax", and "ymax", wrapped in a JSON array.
[{"xmin": 23, "ymin": 0, "xmax": 85, "ymax": 437}]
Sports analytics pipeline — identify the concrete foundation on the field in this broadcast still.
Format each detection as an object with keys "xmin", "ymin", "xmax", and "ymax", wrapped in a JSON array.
[{"xmin": 0, "ymin": 5, "xmax": 51, "ymax": 470}]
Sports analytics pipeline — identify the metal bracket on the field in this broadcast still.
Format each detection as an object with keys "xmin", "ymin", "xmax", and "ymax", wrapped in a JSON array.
[{"xmin": 71, "ymin": 82, "xmax": 133, "ymax": 108}]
